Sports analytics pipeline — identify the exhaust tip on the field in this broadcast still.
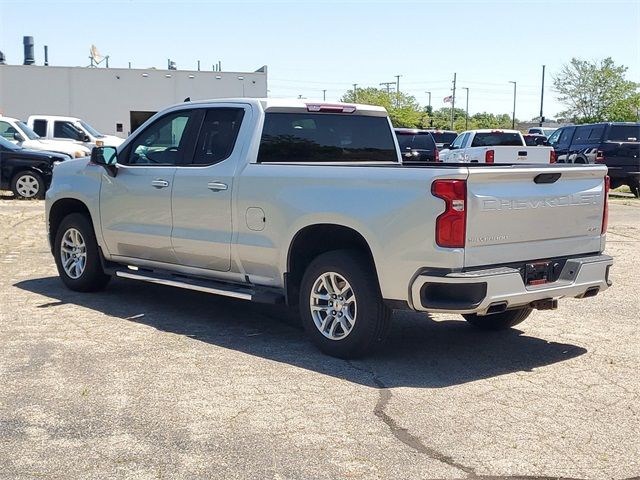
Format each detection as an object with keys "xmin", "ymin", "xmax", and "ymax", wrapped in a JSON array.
[{"xmin": 486, "ymin": 301, "xmax": 508, "ymax": 315}]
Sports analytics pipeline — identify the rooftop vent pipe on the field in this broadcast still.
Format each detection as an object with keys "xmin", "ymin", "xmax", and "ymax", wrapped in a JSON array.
[{"xmin": 23, "ymin": 36, "xmax": 35, "ymax": 65}]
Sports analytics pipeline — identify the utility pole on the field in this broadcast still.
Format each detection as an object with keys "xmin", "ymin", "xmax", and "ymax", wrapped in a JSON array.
[
  {"xmin": 322, "ymin": 89, "xmax": 327, "ymax": 101},
  {"xmin": 509, "ymin": 81, "xmax": 517, "ymax": 129},
  {"xmin": 539, "ymin": 65, "xmax": 546, "ymax": 127},
  {"xmin": 380, "ymin": 82, "xmax": 394, "ymax": 95},
  {"xmin": 395, "ymin": 74, "xmax": 402, "ymax": 107},
  {"xmin": 450, "ymin": 73, "xmax": 457, "ymax": 130},
  {"xmin": 463, "ymin": 87, "xmax": 469, "ymax": 130},
  {"xmin": 425, "ymin": 91, "xmax": 432, "ymax": 112},
  {"xmin": 353, "ymin": 83, "xmax": 358, "ymax": 101}
]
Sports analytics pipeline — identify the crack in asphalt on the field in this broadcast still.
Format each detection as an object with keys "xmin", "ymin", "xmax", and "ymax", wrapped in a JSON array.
[
  {"xmin": 346, "ymin": 361, "xmax": 640, "ymax": 480},
  {"xmin": 346, "ymin": 360, "xmax": 477, "ymax": 477}
]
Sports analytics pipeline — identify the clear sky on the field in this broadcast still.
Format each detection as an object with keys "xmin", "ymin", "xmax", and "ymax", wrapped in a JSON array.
[{"xmin": 1, "ymin": 0, "xmax": 638, "ymax": 120}]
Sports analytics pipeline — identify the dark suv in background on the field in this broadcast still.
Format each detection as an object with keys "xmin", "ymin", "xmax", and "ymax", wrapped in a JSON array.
[
  {"xmin": 394, "ymin": 128, "xmax": 439, "ymax": 163},
  {"xmin": 547, "ymin": 122, "xmax": 640, "ymax": 197}
]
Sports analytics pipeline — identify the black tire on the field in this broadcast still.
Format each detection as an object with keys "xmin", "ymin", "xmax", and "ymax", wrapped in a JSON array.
[
  {"xmin": 299, "ymin": 249, "xmax": 391, "ymax": 358},
  {"xmin": 463, "ymin": 307, "xmax": 532, "ymax": 330},
  {"xmin": 630, "ymin": 181, "xmax": 640, "ymax": 198},
  {"xmin": 11, "ymin": 170, "xmax": 45, "ymax": 199},
  {"xmin": 54, "ymin": 213, "xmax": 111, "ymax": 292}
]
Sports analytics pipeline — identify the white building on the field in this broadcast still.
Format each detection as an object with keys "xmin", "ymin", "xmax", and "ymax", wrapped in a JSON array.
[{"xmin": 0, "ymin": 64, "xmax": 268, "ymax": 137}]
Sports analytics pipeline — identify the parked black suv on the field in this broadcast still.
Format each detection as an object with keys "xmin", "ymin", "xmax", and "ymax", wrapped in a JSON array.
[
  {"xmin": 547, "ymin": 122, "xmax": 640, "ymax": 197},
  {"xmin": 0, "ymin": 136, "xmax": 69, "ymax": 199},
  {"xmin": 394, "ymin": 128, "xmax": 439, "ymax": 163},
  {"xmin": 425, "ymin": 129, "xmax": 458, "ymax": 150}
]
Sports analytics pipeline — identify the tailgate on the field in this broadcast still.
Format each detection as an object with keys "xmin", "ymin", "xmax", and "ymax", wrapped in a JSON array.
[
  {"xmin": 464, "ymin": 165, "xmax": 607, "ymax": 267},
  {"xmin": 493, "ymin": 146, "xmax": 550, "ymax": 164}
]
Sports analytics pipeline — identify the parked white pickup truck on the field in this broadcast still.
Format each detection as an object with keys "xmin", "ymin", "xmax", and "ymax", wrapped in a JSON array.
[
  {"xmin": 27, "ymin": 115, "xmax": 125, "ymax": 149},
  {"xmin": 441, "ymin": 129, "xmax": 556, "ymax": 164},
  {"xmin": 0, "ymin": 116, "xmax": 90, "ymax": 158},
  {"xmin": 45, "ymin": 99, "xmax": 612, "ymax": 358}
]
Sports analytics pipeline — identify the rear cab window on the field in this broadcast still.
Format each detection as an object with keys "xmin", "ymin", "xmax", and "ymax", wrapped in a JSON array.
[
  {"xmin": 471, "ymin": 132, "xmax": 523, "ymax": 147},
  {"xmin": 257, "ymin": 113, "xmax": 397, "ymax": 163}
]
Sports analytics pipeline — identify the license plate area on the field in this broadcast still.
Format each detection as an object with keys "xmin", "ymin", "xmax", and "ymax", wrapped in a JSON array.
[{"xmin": 523, "ymin": 260, "xmax": 564, "ymax": 286}]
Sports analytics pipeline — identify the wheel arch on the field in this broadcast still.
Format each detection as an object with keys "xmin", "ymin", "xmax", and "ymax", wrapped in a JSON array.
[
  {"xmin": 48, "ymin": 198, "xmax": 93, "ymax": 252},
  {"xmin": 285, "ymin": 223, "xmax": 380, "ymax": 306}
]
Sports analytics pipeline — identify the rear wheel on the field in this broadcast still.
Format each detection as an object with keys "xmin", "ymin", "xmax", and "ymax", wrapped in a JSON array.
[
  {"xmin": 463, "ymin": 307, "xmax": 532, "ymax": 330},
  {"xmin": 629, "ymin": 181, "xmax": 640, "ymax": 198},
  {"xmin": 11, "ymin": 170, "xmax": 45, "ymax": 199},
  {"xmin": 299, "ymin": 250, "xmax": 391, "ymax": 358},
  {"xmin": 54, "ymin": 213, "xmax": 110, "ymax": 292}
]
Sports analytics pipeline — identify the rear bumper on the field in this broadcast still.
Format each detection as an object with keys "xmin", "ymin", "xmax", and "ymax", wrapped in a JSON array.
[{"xmin": 409, "ymin": 254, "xmax": 613, "ymax": 314}]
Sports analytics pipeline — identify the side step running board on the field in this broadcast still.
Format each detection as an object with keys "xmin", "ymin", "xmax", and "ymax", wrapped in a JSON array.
[{"xmin": 113, "ymin": 269, "xmax": 284, "ymax": 304}]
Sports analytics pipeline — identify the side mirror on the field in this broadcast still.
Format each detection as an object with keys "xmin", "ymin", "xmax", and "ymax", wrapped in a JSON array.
[
  {"xmin": 83, "ymin": 134, "xmax": 91, "ymax": 143},
  {"xmin": 91, "ymin": 146, "xmax": 118, "ymax": 177},
  {"xmin": 442, "ymin": 143, "xmax": 451, "ymax": 149},
  {"xmin": 13, "ymin": 132, "xmax": 23, "ymax": 142}
]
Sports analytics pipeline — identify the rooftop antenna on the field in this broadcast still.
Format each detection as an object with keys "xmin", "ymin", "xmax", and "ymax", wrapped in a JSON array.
[{"xmin": 88, "ymin": 45, "xmax": 109, "ymax": 68}]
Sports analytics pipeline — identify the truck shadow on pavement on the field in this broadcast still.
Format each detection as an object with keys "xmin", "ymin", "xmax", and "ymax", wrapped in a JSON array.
[{"xmin": 16, "ymin": 276, "xmax": 587, "ymax": 389}]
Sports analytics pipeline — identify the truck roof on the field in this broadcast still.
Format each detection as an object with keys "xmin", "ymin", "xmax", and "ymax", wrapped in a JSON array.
[
  {"xmin": 178, "ymin": 98, "xmax": 389, "ymax": 117},
  {"xmin": 463, "ymin": 129, "xmax": 522, "ymax": 134},
  {"xmin": 28, "ymin": 115, "xmax": 82, "ymax": 122}
]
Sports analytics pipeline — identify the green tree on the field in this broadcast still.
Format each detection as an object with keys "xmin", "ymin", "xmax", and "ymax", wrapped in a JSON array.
[
  {"xmin": 554, "ymin": 57, "xmax": 639, "ymax": 123},
  {"xmin": 340, "ymin": 87, "xmax": 423, "ymax": 128}
]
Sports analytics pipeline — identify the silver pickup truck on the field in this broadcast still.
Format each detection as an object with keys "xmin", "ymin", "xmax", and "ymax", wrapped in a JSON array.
[{"xmin": 45, "ymin": 99, "xmax": 613, "ymax": 358}]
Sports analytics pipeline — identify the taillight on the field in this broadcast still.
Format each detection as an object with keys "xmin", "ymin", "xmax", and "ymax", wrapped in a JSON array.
[
  {"xmin": 596, "ymin": 150, "xmax": 605, "ymax": 164},
  {"xmin": 550, "ymin": 149, "xmax": 557, "ymax": 163},
  {"xmin": 485, "ymin": 149, "xmax": 495, "ymax": 164},
  {"xmin": 602, "ymin": 175, "xmax": 610, "ymax": 234},
  {"xmin": 435, "ymin": 148, "xmax": 440, "ymax": 162},
  {"xmin": 432, "ymin": 179, "xmax": 466, "ymax": 248}
]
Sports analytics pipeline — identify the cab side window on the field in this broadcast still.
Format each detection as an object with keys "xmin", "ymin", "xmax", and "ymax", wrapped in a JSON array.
[
  {"xmin": 547, "ymin": 128, "xmax": 561, "ymax": 146},
  {"xmin": 32, "ymin": 119, "xmax": 47, "ymax": 137},
  {"xmin": 54, "ymin": 121, "xmax": 82, "ymax": 140},
  {"xmin": 0, "ymin": 121, "xmax": 18, "ymax": 141},
  {"xmin": 450, "ymin": 134, "xmax": 465, "ymax": 149},
  {"xmin": 192, "ymin": 108, "xmax": 245, "ymax": 165},
  {"xmin": 126, "ymin": 110, "xmax": 200, "ymax": 166}
]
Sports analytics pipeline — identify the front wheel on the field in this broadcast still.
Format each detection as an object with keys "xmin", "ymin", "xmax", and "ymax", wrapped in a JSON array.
[
  {"xmin": 54, "ymin": 213, "xmax": 111, "ymax": 292},
  {"xmin": 629, "ymin": 181, "xmax": 640, "ymax": 198},
  {"xmin": 463, "ymin": 307, "xmax": 532, "ymax": 330},
  {"xmin": 11, "ymin": 170, "xmax": 45, "ymax": 199},
  {"xmin": 299, "ymin": 250, "xmax": 391, "ymax": 358}
]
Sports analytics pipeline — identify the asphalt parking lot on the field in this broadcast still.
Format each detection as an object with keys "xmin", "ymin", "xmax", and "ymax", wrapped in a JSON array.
[{"xmin": 0, "ymin": 196, "xmax": 638, "ymax": 480}]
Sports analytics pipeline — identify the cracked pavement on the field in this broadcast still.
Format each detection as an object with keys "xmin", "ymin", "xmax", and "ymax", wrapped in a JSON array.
[{"xmin": 0, "ymin": 197, "xmax": 639, "ymax": 479}]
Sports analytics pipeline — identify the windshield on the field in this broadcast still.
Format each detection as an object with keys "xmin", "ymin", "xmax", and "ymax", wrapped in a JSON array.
[
  {"xmin": 543, "ymin": 128, "xmax": 557, "ymax": 136},
  {"xmin": 396, "ymin": 133, "xmax": 435, "ymax": 151},
  {"xmin": 16, "ymin": 121, "xmax": 41, "ymax": 140},
  {"xmin": 79, "ymin": 120, "xmax": 105, "ymax": 138},
  {"xmin": 0, "ymin": 135, "xmax": 22, "ymax": 151},
  {"xmin": 608, "ymin": 125, "xmax": 640, "ymax": 142},
  {"xmin": 430, "ymin": 132, "xmax": 458, "ymax": 144}
]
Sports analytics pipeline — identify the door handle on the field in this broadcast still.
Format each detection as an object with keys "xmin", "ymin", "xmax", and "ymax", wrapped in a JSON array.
[
  {"xmin": 151, "ymin": 179, "xmax": 170, "ymax": 188},
  {"xmin": 207, "ymin": 181, "xmax": 228, "ymax": 192}
]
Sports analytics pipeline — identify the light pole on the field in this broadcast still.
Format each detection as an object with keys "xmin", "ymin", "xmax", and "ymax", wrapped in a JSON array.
[
  {"xmin": 462, "ymin": 87, "xmax": 469, "ymax": 130},
  {"xmin": 395, "ymin": 74, "xmax": 402, "ymax": 107},
  {"xmin": 509, "ymin": 81, "xmax": 517, "ymax": 129},
  {"xmin": 353, "ymin": 83, "xmax": 358, "ymax": 102},
  {"xmin": 322, "ymin": 89, "xmax": 327, "ymax": 101},
  {"xmin": 425, "ymin": 91, "xmax": 432, "ymax": 112},
  {"xmin": 539, "ymin": 65, "xmax": 545, "ymax": 127}
]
